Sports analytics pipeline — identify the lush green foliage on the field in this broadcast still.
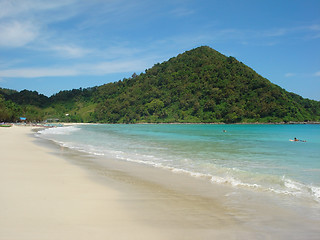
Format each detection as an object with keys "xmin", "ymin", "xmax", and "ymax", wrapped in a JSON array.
[
  {"xmin": 1, "ymin": 46, "xmax": 319, "ymax": 123},
  {"xmin": 0, "ymin": 88, "xmax": 46, "ymax": 122},
  {"xmin": 93, "ymin": 46, "xmax": 320, "ymax": 123},
  {"xmin": 0, "ymin": 95, "xmax": 21, "ymax": 122}
]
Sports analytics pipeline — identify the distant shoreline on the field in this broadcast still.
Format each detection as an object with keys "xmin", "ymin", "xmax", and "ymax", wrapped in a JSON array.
[
  {"xmin": 133, "ymin": 121, "xmax": 320, "ymax": 125},
  {"xmin": 66, "ymin": 121, "xmax": 320, "ymax": 125},
  {"xmin": 10, "ymin": 121, "xmax": 320, "ymax": 127}
]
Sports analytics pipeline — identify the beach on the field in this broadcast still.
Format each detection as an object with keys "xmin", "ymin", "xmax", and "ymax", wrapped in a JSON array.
[
  {"xmin": 0, "ymin": 125, "xmax": 236, "ymax": 239},
  {"xmin": 0, "ymin": 125, "xmax": 160, "ymax": 239},
  {"xmin": 1, "ymin": 125, "xmax": 319, "ymax": 239}
]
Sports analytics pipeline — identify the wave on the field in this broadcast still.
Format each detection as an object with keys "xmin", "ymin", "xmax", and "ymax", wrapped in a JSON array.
[
  {"xmin": 37, "ymin": 125, "xmax": 80, "ymax": 136},
  {"xmin": 117, "ymin": 152, "xmax": 320, "ymax": 202}
]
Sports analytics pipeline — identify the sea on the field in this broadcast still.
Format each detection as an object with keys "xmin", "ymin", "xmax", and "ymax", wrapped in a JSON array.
[{"xmin": 36, "ymin": 124, "xmax": 320, "ymax": 203}]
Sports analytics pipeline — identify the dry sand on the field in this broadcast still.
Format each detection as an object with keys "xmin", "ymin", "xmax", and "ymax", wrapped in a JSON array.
[{"xmin": 0, "ymin": 125, "xmax": 243, "ymax": 239}]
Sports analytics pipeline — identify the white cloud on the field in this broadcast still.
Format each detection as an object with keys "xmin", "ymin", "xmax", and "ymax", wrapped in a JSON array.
[
  {"xmin": 91, "ymin": 59, "xmax": 151, "ymax": 75},
  {"xmin": 0, "ymin": 21, "xmax": 39, "ymax": 47},
  {"xmin": 285, "ymin": 73, "xmax": 296, "ymax": 78},
  {"xmin": 171, "ymin": 8, "xmax": 194, "ymax": 17},
  {"xmin": 262, "ymin": 28, "xmax": 289, "ymax": 38},
  {"xmin": 0, "ymin": 0, "xmax": 81, "ymax": 49},
  {"xmin": 314, "ymin": 71, "xmax": 320, "ymax": 77},
  {"xmin": 50, "ymin": 45, "xmax": 92, "ymax": 59},
  {"xmin": 0, "ymin": 0, "xmax": 76, "ymax": 19},
  {"xmin": 0, "ymin": 67, "xmax": 78, "ymax": 78},
  {"xmin": 197, "ymin": 23, "xmax": 320, "ymax": 47},
  {"xmin": 0, "ymin": 58, "xmax": 151, "ymax": 79}
]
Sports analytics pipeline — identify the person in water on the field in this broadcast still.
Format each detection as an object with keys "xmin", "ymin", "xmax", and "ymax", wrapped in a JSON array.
[{"xmin": 293, "ymin": 137, "xmax": 306, "ymax": 142}]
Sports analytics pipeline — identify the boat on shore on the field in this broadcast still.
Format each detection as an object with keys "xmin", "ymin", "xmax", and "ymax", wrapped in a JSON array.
[{"xmin": 0, "ymin": 123, "xmax": 12, "ymax": 127}]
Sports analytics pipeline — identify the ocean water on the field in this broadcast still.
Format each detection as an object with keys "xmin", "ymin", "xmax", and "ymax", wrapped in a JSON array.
[{"xmin": 37, "ymin": 124, "xmax": 320, "ymax": 203}]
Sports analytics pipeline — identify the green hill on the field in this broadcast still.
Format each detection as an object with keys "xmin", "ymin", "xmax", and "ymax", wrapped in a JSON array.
[
  {"xmin": 1, "ymin": 46, "xmax": 320, "ymax": 123},
  {"xmin": 92, "ymin": 46, "xmax": 320, "ymax": 123},
  {"xmin": 0, "ymin": 88, "xmax": 46, "ymax": 122}
]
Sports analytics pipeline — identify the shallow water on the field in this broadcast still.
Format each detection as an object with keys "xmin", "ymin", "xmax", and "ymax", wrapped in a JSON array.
[{"xmin": 37, "ymin": 124, "xmax": 320, "ymax": 203}]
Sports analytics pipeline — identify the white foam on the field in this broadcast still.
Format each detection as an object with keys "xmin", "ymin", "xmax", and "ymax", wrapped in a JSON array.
[
  {"xmin": 310, "ymin": 186, "xmax": 320, "ymax": 199},
  {"xmin": 170, "ymin": 168, "xmax": 212, "ymax": 179},
  {"xmin": 283, "ymin": 178, "xmax": 303, "ymax": 191},
  {"xmin": 38, "ymin": 126, "xmax": 80, "ymax": 135},
  {"xmin": 210, "ymin": 175, "xmax": 261, "ymax": 189}
]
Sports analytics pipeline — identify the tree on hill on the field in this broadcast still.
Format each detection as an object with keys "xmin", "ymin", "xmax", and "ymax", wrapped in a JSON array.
[{"xmin": 0, "ymin": 95, "xmax": 21, "ymax": 122}]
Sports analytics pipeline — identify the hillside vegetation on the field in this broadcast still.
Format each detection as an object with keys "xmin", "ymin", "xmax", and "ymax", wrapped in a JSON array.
[{"xmin": 1, "ymin": 46, "xmax": 320, "ymax": 123}]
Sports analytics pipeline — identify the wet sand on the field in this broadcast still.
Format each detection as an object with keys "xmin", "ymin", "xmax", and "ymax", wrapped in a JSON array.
[{"xmin": 1, "ymin": 125, "xmax": 319, "ymax": 239}]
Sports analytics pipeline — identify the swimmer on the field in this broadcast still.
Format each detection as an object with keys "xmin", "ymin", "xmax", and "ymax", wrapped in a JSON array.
[{"xmin": 290, "ymin": 137, "xmax": 306, "ymax": 142}]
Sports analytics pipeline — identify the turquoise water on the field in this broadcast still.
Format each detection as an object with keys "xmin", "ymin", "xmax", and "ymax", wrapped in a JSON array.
[{"xmin": 37, "ymin": 124, "xmax": 320, "ymax": 202}]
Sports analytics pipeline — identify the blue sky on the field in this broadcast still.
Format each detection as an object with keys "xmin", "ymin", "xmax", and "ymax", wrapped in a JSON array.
[{"xmin": 0, "ymin": 0, "xmax": 319, "ymax": 100}]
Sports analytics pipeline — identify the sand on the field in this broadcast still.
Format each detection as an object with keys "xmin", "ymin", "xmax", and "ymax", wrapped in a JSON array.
[{"xmin": 0, "ymin": 126, "xmax": 167, "ymax": 239}]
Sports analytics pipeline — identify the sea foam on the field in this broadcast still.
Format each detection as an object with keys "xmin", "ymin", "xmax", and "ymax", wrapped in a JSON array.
[{"xmin": 38, "ymin": 125, "xmax": 80, "ymax": 135}]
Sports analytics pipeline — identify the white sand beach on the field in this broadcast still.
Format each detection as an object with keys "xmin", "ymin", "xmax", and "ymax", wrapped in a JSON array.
[{"xmin": 0, "ymin": 126, "xmax": 170, "ymax": 239}]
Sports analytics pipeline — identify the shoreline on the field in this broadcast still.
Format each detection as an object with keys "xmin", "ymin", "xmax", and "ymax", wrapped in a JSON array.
[
  {"xmin": 8, "ymin": 121, "xmax": 320, "ymax": 127},
  {"xmin": 1, "ymin": 125, "xmax": 320, "ymax": 239},
  {"xmin": 72, "ymin": 121, "xmax": 320, "ymax": 125},
  {"xmin": 0, "ymin": 125, "xmax": 170, "ymax": 239}
]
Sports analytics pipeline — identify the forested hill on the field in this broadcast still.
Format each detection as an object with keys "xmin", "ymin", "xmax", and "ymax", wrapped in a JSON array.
[
  {"xmin": 92, "ymin": 46, "xmax": 320, "ymax": 123},
  {"xmin": 1, "ymin": 46, "xmax": 320, "ymax": 123}
]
